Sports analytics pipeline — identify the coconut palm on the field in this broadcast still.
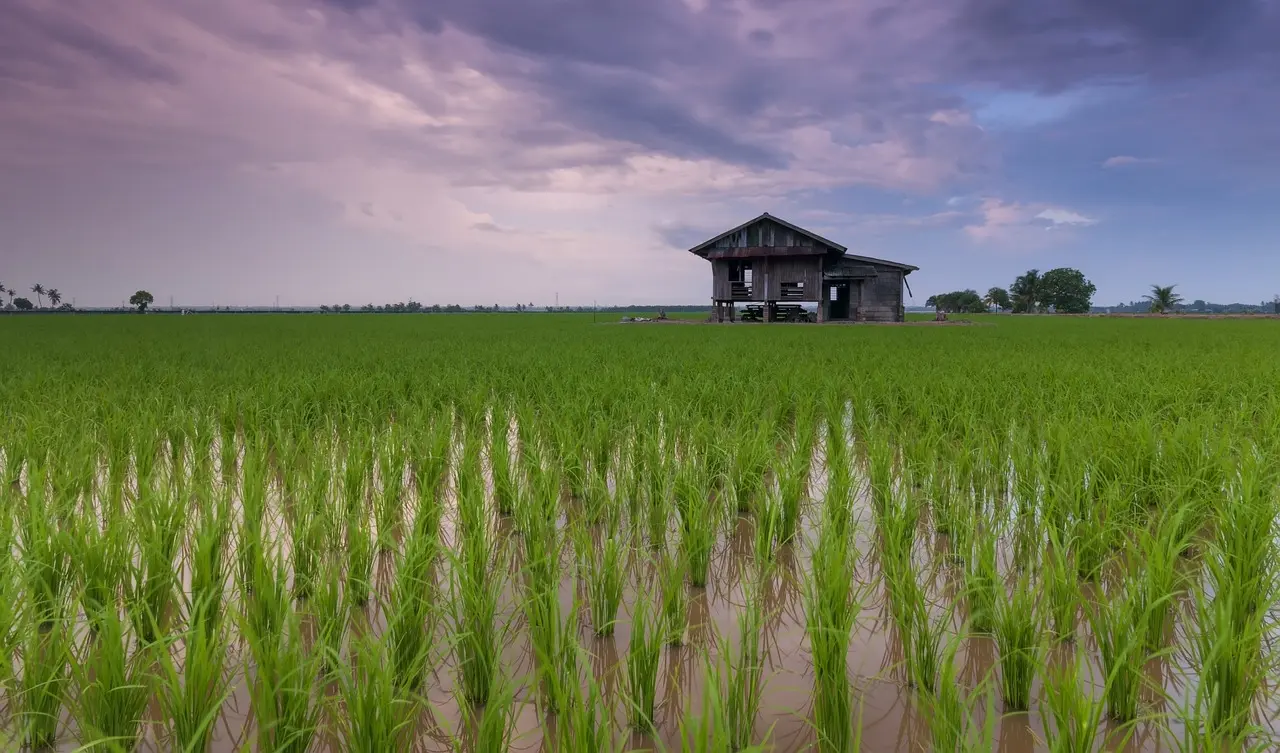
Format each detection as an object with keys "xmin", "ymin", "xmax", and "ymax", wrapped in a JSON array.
[
  {"xmin": 1144, "ymin": 285, "xmax": 1182, "ymax": 314},
  {"xmin": 1010, "ymin": 270, "xmax": 1043, "ymax": 313},
  {"xmin": 31, "ymin": 283, "xmax": 45, "ymax": 308},
  {"xmin": 47, "ymin": 289, "xmax": 62, "ymax": 308}
]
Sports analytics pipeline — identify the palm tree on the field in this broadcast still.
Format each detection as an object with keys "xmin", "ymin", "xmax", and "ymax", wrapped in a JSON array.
[
  {"xmin": 1010, "ymin": 270, "xmax": 1043, "ymax": 313},
  {"xmin": 3, "ymin": 287, "xmax": 12, "ymax": 307},
  {"xmin": 1144, "ymin": 285, "xmax": 1183, "ymax": 314},
  {"xmin": 47, "ymin": 289, "xmax": 62, "ymax": 308},
  {"xmin": 31, "ymin": 283, "xmax": 44, "ymax": 308}
]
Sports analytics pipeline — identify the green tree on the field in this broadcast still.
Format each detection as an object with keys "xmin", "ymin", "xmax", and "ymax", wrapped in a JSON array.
[
  {"xmin": 1143, "ymin": 285, "xmax": 1183, "ymax": 314},
  {"xmin": 927, "ymin": 290, "xmax": 986, "ymax": 314},
  {"xmin": 31, "ymin": 283, "xmax": 45, "ymax": 308},
  {"xmin": 129, "ymin": 290, "xmax": 155, "ymax": 313},
  {"xmin": 14, "ymin": 297, "xmax": 34, "ymax": 311},
  {"xmin": 1010, "ymin": 270, "xmax": 1043, "ymax": 313},
  {"xmin": 985, "ymin": 287, "xmax": 1012, "ymax": 312},
  {"xmin": 47, "ymin": 289, "xmax": 61, "ymax": 307},
  {"xmin": 1040, "ymin": 268, "xmax": 1097, "ymax": 313}
]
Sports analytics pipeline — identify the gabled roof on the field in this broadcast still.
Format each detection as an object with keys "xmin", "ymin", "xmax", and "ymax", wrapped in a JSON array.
[
  {"xmin": 687, "ymin": 212, "xmax": 847, "ymax": 255},
  {"xmin": 841, "ymin": 253, "xmax": 919, "ymax": 273},
  {"xmin": 686, "ymin": 213, "xmax": 919, "ymax": 273}
]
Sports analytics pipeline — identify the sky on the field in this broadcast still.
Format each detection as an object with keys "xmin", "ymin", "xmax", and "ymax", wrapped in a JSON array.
[{"xmin": 2, "ymin": 0, "xmax": 1278, "ymax": 308}]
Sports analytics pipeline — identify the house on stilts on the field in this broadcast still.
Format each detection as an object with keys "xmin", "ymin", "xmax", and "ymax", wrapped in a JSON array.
[{"xmin": 687, "ymin": 213, "xmax": 918, "ymax": 323}]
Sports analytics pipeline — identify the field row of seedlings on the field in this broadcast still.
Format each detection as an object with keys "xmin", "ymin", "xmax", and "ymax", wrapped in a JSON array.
[{"xmin": 1, "ymin": 315, "xmax": 1279, "ymax": 751}]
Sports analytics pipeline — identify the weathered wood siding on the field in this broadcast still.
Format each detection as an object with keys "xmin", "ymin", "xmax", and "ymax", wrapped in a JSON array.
[
  {"xmin": 762, "ymin": 257, "xmax": 823, "ymax": 301},
  {"xmin": 861, "ymin": 267, "xmax": 903, "ymax": 322},
  {"xmin": 712, "ymin": 218, "xmax": 834, "ymax": 253}
]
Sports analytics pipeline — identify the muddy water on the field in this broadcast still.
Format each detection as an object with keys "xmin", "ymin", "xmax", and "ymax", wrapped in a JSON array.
[{"xmin": 4, "ymin": 426, "xmax": 1280, "ymax": 753}]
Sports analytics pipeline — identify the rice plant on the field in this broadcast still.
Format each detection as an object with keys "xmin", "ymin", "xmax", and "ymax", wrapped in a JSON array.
[
  {"xmin": 1039, "ymin": 647, "xmax": 1120, "ymax": 753},
  {"xmin": 1087, "ymin": 580, "xmax": 1146, "ymax": 723},
  {"xmin": 242, "ymin": 607, "xmax": 321, "ymax": 753},
  {"xmin": 577, "ymin": 525, "xmax": 626, "ymax": 637},
  {"xmin": 450, "ymin": 502, "xmax": 506, "ymax": 705},
  {"xmin": 333, "ymin": 629, "xmax": 419, "ymax": 753},
  {"xmin": 805, "ymin": 522, "xmax": 863, "ymax": 753},
  {"xmin": 625, "ymin": 594, "xmax": 662, "ymax": 730},
  {"xmin": 71, "ymin": 608, "xmax": 155, "ymax": 752},
  {"xmin": 18, "ymin": 614, "xmax": 72, "ymax": 750},
  {"xmin": 660, "ymin": 547, "xmax": 690, "ymax": 646},
  {"xmin": 993, "ymin": 573, "xmax": 1039, "ymax": 712},
  {"xmin": 158, "ymin": 598, "xmax": 230, "ymax": 753},
  {"xmin": 724, "ymin": 573, "xmax": 767, "ymax": 750}
]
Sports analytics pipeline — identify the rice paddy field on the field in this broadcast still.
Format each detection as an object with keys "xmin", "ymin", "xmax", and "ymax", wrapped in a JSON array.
[{"xmin": 2, "ymin": 313, "xmax": 1279, "ymax": 752}]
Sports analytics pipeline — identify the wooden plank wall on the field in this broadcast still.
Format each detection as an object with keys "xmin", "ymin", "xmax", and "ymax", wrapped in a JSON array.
[
  {"xmin": 861, "ymin": 268, "xmax": 903, "ymax": 321},
  {"xmin": 763, "ymin": 257, "xmax": 823, "ymax": 301}
]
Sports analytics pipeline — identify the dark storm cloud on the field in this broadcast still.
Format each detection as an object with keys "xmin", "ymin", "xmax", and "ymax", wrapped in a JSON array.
[
  {"xmin": 955, "ymin": 0, "xmax": 1278, "ymax": 87},
  {"xmin": 306, "ymin": 0, "xmax": 1271, "ymax": 178},
  {"xmin": 0, "ymin": 2, "xmax": 181, "ymax": 87}
]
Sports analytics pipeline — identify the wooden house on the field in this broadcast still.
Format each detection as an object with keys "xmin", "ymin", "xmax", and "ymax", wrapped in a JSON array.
[{"xmin": 687, "ymin": 213, "xmax": 918, "ymax": 322}]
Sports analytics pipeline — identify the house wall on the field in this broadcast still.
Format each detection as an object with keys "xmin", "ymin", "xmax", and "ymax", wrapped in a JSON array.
[
  {"xmin": 860, "ymin": 267, "xmax": 904, "ymax": 322},
  {"xmin": 762, "ymin": 257, "xmax": 823, "ymax": 301},
  {"xmin": 711, "ymin": 256, "xmax": 823, "ymax": 302}
]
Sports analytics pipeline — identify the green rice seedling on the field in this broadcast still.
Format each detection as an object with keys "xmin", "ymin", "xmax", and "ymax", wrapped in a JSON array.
[
  {"xmin": 577, "ymin": 525, "xmax": 626, "ymax": 636},
  {"xmin": 242, "ymin": 608, "xmax": 321, "ymax": 753},
  {"xmin": 923, "ymin": 630, "xmax": 967, "ymax": 752},
  {"xmin": 724, "ymin": 574, "xmax": 766, "ymax": 751},
  {"xmin": 159, "ymin": 594, "xmax": 231, "ymax": 753},
  {"xmin": 776, "ymin": 439, "xmax": 810, "ymax": 544},
  {"xmin": 731, "ymin": 432, "xmax": 770, "ymax": 514},
  {"xmin": 805, "ymin": 525, "xmax": 863, "ymax": 753},
  {"xmin": 866, "ymin": 434, "xmax": 896, "ymax": 516},
  {"xmin": 681, "ymin": 480, "xmax": 718, "ymax": 589},
  {"xmin": 345, "ymin": 508, "xmax": 374, "ymax": 607},
  {"xmin": 552, "ymin": 641, "xmax": 626, "ymax": 753},
  {"xmin": 1072, "ymin": 495, "xmax": 1112, "ymax": 582},
  {"xmin": 625, "ymin": 593, "xmax": 662, "ymax": 730},
  {"xmin": 384, "ymin": 529, "xmax": 438, "ymax": 691},
  {"xmin": 75, "ymin": 511, "xmax": 128, "ymax": 634},
  {"xmin": 1043, "ymin": 530, "xmax": 1078, "ymax": 642},
  {"xmin": 20, "ymin": 467, "xmax": 74, "ymax": 628},
  {"xmin": 0, "ymin": 534, "xmax": 21, "ymax": 687},
  {"xmin": 332, "ymin": 629, "xmax": 419, "ymax": 753},
  {"xmin": 451, "ymin": 509, "xmax": 506, "ymax": 705},
  {"xmin": 660, "ymin": 547, "xmax": 690, "ymax": 646},
  {"xmin": 644, "ymin": 434, "xmax": 671, "ymax": 548},
  {"xmin": 456, "ymin": 665, "xmax": 520, "ymax": 753},
  {"xmin": 1086, "ymin": 581, "xmax": 1146, "ymax": 723},
  {"xmin": 904, "ymin": 584, "xmax": 946, "ymax": 695},
  {"xmin": 490, "ymin": 404, "xmax": 518, "ymax": 517},
  {"xmin": 311, "ymin": 557, "xmax": 348, "ymax": 675},
  {"xmin": 993, "ymin": 573, "xmax": 1039, "ymax": 712},
  {"xmin": 1137, "ymin": 504, "xmax": 1196, "ymax": 655},
  {"xmin": 187, "ymin": 501, "xmax": 228, "ymax": 642},
  {"xmin": 375, "ymin": 427, "xmax": 407, "ymax": 550},
  {"xmin": 1186, "ymin": 552, "xmax": 1270, "ymax": 741},
  {"xmin": 754, "ymin": 491, "xmax": 782, "ymax": 566},
  {"xmin": 1039, "ymin": 646, "xmax": 1124, "ymax": 753},
  {"xmin": 18, "ymin": 616, "xmax": 72, "ymax": 750},
  {"xmin": 70, "ymin": 607, "xmax": 155, "ymax": 752},
  {"xmin": 524, "ymin": 580, "xmax": 575, "ymax": 715},
  {"xmin": 682, "ymin": 648, "xmax": 768, "ymax": 753},
  {"xmin": 964, "ymin": 523, "xmax": 999, "ymax": 635},
  {"xmin": 242, "ymin": 543, "xmax": 291, "ymax": 651},
  {"xmin": 290, "ymin": 464, "xmax": 328, "ymax": 600}
]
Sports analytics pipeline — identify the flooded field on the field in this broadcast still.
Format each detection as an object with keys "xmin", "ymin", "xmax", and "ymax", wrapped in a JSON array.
[{"xmin": 1, "ymin": 313, "xmax": 1279, "ymax": 752}]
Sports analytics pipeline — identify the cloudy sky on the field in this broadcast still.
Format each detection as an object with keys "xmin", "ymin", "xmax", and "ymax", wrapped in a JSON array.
[{"xmin": 2, "ymin": 0, "xmax": 1278, "ymax": 308}]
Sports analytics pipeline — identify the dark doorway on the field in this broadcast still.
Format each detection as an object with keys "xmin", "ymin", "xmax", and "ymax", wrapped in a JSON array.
[{"xmin": 829, "ymin": 283, "xmax": 850, "ymax": 319}]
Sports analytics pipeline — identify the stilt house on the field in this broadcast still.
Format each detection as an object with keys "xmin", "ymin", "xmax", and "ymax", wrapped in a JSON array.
[{"xmin": 687, "ymin": 213, "xmax": 918, "ymax": 322}]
